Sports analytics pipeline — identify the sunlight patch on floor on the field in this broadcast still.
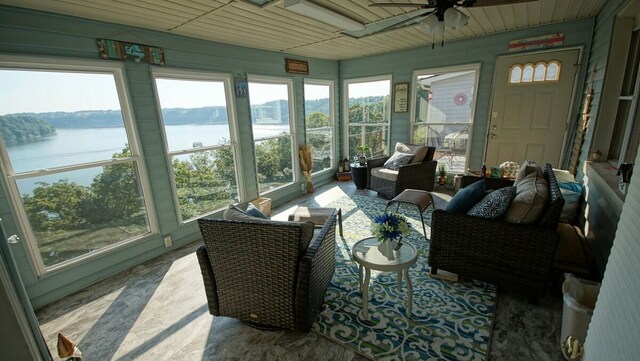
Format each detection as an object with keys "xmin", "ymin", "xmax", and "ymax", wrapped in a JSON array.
[
  {"xmin": 39, "ymin": 286, "xmax": 125, "ymax": 347},
  {"xmin": 312, "ymin": 186, "xmax": 349, "ymax": 207},
  {"xmin": 109, "ymin": 253, "xmax": 210, "ymax": 360}
]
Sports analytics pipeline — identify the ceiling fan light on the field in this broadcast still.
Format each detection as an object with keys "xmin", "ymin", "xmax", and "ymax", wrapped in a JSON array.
[
  {"xmin": 435, "ymin": 20, "xmax": 445, "ymax": 36},
  {"xmin": 418, "ymin": 21, "xmax": 431, "ymax": 35},
  {"xmin": 455, "ymin": 12, "xmax": 469, "ymax": 29},
  {"xmin": 444, "ymin": 7, "xmax": 469, "ymax": 30},
  {"xmin": 422, "ymin": 13, "xmax": 439, "ymax": 30}
]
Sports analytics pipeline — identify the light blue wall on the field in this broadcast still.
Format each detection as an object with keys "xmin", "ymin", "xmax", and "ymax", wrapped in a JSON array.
[
  {"xmin": 340, "ymin": 18, "xmax": 595, "ymax": 170},
  {"xmin": 0, "ymin": 5, "xmax": 339, "ymax": 308},
  {"xmin": 0, "ymin": 5, "xmax": 598, "ymax": 308}
]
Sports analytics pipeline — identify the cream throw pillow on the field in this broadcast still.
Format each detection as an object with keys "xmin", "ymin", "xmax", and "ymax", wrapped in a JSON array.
[
  {"xmin": 395, "ymin": 142, "xmax": 429, "ymax": 164},
  {"xmin": 504, "ymin": 172, "xmax": 549, "ymax": 224},
  {"xmin": 514, "ymin": 160, "xmax": 543, "ymax": 185}
]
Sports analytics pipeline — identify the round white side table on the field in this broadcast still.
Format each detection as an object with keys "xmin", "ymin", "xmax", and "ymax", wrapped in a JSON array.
[{"xmin": 352, "ymin": 237, "xmax": 417, "ymax": 319}]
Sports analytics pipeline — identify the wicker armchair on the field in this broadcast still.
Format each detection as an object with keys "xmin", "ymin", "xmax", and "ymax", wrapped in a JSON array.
[
  {"xmin": 428, "ymin": 164, "xmax": 564, "ymax": 300},
  {"xmin": 196, "ymin": 210, "xmax": 337, "ymax": 332},
  {"xmin": 367, "ymin": 146, "xmax": 437, "ymax": 199}
]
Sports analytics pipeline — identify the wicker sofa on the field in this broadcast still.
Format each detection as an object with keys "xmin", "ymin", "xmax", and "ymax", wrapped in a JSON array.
[
  {"xmin": 196, "ymin": 209, "xmax": 337, "ymax": 332},
  {"xmin": 428, "ymin": 164, "xmax": 564, "ymax": 300},
  {"xmin": 367, "ymin": 144, "xmax": 437, "ymax": 199}
]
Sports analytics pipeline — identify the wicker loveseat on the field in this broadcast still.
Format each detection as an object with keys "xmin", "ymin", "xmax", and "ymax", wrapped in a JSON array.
[
  {"xmin": 367, "ymin": 143, "xmax": 437, "ymax": 199},
  {"xmin": 428, "ymin": 164, "xmax": 564, "ymax": 300},
  {"xmin": 196, "ymin": 209, "xmax": 337, "ymax": 332}
]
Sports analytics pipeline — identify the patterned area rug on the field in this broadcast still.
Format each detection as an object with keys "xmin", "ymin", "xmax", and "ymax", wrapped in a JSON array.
[{"xmin": 309, "ymin": 193, "xmax": 497, "ymax": 361}]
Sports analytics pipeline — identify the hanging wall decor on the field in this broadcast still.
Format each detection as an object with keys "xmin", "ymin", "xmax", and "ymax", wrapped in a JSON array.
[
  {"xmin": 285, "ymin": 58, "xmax": 309, "ymax": 75},
  {"xmin": 97, "ymin": 39, "xmax": 165, "ymax": 65},
  {"xmin": 568, "ymin": 64, "xmax": 596, "ymax": 176}
]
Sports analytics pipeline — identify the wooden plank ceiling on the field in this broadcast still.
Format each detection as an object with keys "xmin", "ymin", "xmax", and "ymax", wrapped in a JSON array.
[{"xmin": 0, "ymin": 0, "xmax": 605, "ymax": 60}]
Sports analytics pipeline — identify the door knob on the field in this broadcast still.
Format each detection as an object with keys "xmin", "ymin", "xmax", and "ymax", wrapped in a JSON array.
[
  {"xmin": 490, "ymin": 133, "xmax": 497, "ymax": 139},
  {"xmin": 7, "ymin": 235, "xmax": 20, "ymax": 244}
]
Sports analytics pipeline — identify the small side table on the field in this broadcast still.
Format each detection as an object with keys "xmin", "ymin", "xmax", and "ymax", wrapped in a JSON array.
[
  {"xmin": 352, "ymin": 237, "xmax": 417, "ymax": 319},
  {"xmin": 350, "ymin": 163, "xmax": 368, "ymax": 190}
]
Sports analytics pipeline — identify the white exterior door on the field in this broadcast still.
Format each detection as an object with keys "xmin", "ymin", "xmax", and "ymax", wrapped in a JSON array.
[{"xmin": 485, "ymin": 49, "xmax": 580, "ymax": 167}]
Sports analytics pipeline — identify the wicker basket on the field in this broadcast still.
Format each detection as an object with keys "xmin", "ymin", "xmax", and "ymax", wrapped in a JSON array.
[{"xmin": 250, "ymin": 197, "xmax": 272, "ymax": 216}]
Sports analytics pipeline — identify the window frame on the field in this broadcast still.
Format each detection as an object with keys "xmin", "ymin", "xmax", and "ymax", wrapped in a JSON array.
[
  {"xmin": 247, "ymin": 74, "xmax": 299, "ymax": 194},
  {"xmin": 303, "ymin": 78, "xmax": 336, "ymax": 176},
  {"xmin": 151, "ymin": 67, "xmax": 243, "ymax": 224},
  {"xmin": 409, "ymin": 62, "xmax": 481, "ymax": 173},
  {"xmin": 608, "ymin": 28, "xmax": 640, "ymax": 166},
  {"xmin": 0, "ymin": 55, "xmax": 158, "ymax": 275},
  {"xmin": 342, "ymin": 75, "xmax": 392, "ymax": 159}
]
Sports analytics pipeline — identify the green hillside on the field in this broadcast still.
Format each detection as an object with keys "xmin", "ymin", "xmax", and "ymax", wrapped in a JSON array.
[{"xmin": 0, "ymin": 114, "xmax": 56, "ymax": 142}]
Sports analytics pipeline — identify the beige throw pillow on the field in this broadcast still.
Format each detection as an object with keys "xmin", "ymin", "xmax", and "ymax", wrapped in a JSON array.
[
  {"xmin": 514, "ymin": 160, "xmax": 543, "ymax": 185},
  {"xmin": 503, "ymin": 172, "xmax": 549, "ymax": 224},
  {"xmin": 223, "ymin": 204, "xmax": 258, "ymax": 221},
  {"xmin": 394, "ymin": 142, "xmax": 429, "ymax": 164}
]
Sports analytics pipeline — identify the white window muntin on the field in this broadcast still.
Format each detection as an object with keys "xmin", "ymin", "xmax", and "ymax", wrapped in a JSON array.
[
  {"xmin": 409, "ymin": 62, "xmax": 481, "ymax": 171},
  {"xmin": 343, "ymin": 74, "xmax": 392, "ymax": 159},
  {"xmin": 247, "ymin": 74, "xmax": 298, "ymax": 194},
  {"xmin": 304, "ymin": 78, "xmax": 336, "ymax": 176},
  {"xmin": 0, "ymin": 55, "xmax": 158, "ymax": 275},
  {"xmin": 152, "ymin": 67, "xmax": 243, "ymax": 223}
]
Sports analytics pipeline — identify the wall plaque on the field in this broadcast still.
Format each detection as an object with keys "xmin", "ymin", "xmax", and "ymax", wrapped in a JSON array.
[
  {"xmin": 285, "ymin": 58, "xmax": 309, "ymax": 75},
  {"xmin": 98, "ymin": 39, "xmax": 165, "ymax": 65}
]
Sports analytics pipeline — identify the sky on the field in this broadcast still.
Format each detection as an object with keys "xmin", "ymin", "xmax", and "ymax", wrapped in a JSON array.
[{"xmin": 0, "ymin": 69, "xmax": 391, "ymax": 115}]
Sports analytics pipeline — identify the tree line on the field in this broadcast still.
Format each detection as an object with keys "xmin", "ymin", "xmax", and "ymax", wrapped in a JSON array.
[{"xmin": 0, "ymin": 115, "xmax": 56, "ymax": 142}]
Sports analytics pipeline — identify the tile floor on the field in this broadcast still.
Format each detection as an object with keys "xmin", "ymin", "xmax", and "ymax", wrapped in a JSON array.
[{"xmin": 36, "ymin": 181, "xmax": 565, "ymax": 361}]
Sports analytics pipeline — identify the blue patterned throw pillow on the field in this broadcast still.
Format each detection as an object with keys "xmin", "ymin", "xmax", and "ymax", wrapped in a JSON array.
[
  {"xmin": 446, "ymin": 180, "xmax": 486, "ymax": 214},
  {"xmin": 246, "ymin": 203, "xmax": 269, "ymax": 219},
  {"xmin": 467, "ymin": 186, "xmax": 517, "ymax": 218},
  {"xmin": 383, "ymin": 151, "xmax": 414, "ymax": 171}
]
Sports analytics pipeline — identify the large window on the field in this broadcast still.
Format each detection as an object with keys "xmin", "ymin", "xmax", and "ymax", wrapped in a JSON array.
[
  {"xmin": 609, "ymin": 29, "xmax": 640, "ymax": 166},
  {"xmin": 153, "ymin": 70, "xmax": 240, "ymax": 223},
  {"xmin": 0, "ymin": 57, "xmax": 156, "ymax": 273},
  {"xmin": 248, "ymin": 76, "xmax": 296, "ymax": 193},
  {"xmin": 410, "ymin": 64, "xmax": 480, "ymax": 173},
  {"xmin": 304, "ymin": 80, "xmax": 335, "ymax": 174},
  {"xmin": 344, "ymin": 76, "xmax": 391, "ymax": 160}
]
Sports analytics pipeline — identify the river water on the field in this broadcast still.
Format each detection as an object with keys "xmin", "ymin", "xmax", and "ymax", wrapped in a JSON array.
[{"xmin": 7, "ymin": 124, "xmax": 288, "ymax": 195}]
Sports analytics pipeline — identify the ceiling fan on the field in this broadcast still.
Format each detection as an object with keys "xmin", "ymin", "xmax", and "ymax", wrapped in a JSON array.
[{"xmin": 342, "ymin": 0, "xmax": 536, "ymax": 38}]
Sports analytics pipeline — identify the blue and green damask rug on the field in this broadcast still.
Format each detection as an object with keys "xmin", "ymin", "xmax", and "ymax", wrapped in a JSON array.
[{"xmin": 308, "ymin": 193, "xmax": 497, "ymax": 361}]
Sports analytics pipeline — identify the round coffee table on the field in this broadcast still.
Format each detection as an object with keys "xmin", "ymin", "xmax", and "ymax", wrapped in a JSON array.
[{"xmin": 352, "ymin": 237, "xmax": 417, "ymax": 319}]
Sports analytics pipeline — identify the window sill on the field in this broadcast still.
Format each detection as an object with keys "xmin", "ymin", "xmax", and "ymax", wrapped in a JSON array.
[{"xmin": 584, "ymin": 161, "xmax": 625, "ymax": 217}]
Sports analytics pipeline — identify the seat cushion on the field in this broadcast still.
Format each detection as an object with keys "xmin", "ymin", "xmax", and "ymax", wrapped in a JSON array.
[
  {"xmin": 504, "ymin": 172, "xmax": 549, "ymax": 224},
  {"xmin": 223, "ymin": 204, "xmax": 314, "ymax": 251},
  {"xmin": 383, "ymin": 151, "xmax": 414, "ymax": 170},
  {"xmin": 446, "ymin": 179, "xmax": 486, "ymax": 214},
  {"xmin": 371, "ymin": 167, "xmax": 399, "ymax": 181},
  {"xmin": 467, "ymin": 186, "xmax": 516, "ymax": 218}
]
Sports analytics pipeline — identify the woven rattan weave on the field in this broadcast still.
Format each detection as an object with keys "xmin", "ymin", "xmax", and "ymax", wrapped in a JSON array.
[
  {"xmin": 428, "ymin": 164, "xmax": 564, "ymax": 301},
  {"xmin": 196, "ymin": 210, "xmax": 337, "ymax": 332}
]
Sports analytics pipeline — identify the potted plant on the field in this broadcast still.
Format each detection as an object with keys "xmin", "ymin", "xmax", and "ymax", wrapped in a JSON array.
[
  {"xmin": 437, "ymin": 163, "xmax": 447, "ymax": 185},
  {"xmin": 357, "ymin": 144, "xmax": 370, "ymax": 165}
]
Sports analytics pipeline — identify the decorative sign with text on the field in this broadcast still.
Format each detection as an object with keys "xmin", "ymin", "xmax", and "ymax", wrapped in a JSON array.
[
  {"xmin": 284, "ymin": 58, "xmax": 309, "ymax": 75},
  {"xmin": 508, "ymin": 33, "xmax": 564, "ymax": 52},
  {"xmin": 97, "ymin": 39, "xmax": 165, "ymax": 65}
]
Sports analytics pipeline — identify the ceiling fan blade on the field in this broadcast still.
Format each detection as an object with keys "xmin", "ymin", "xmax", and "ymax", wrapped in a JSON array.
[
  {"xmin": 342, "ymin": 8, "xmax": 432, "ymax": 38},
  {"xmin": 369, "ymin": 3, "xmax": 432, "ymax": 7},
  {"xmin": 472, "ymin": 0, "xmax": 536, "ymax": 6}
]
